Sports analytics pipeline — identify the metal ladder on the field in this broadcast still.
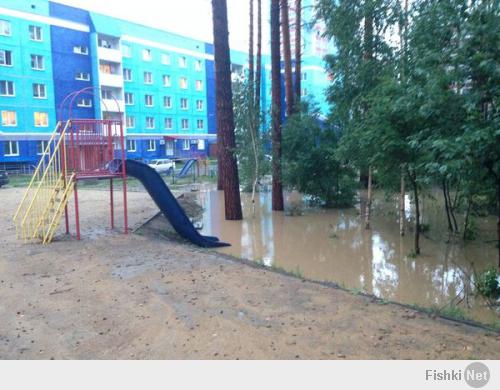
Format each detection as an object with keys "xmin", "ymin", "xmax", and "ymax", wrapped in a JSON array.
[{"xmin": 13, "ymin": 120, "xmax": 75, "ymax": 244}]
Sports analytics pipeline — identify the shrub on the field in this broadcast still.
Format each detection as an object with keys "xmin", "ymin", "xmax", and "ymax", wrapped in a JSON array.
[{"xmin": 475, "ymin": 267, "xmax": 500, "ymax": 300}]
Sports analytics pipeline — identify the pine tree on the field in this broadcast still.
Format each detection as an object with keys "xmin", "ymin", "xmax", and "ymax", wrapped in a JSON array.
[
  {"xmin": 271, "ymin": 0, "xmax": 284, "ymax": 211},
  {"xmin": 212, "ymin": 0, "xmax": 243, "ymax": 220}
]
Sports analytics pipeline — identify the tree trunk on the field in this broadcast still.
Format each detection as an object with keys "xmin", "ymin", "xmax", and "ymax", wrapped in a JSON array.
[
  {"xmin": 294, "ymin": 0, "xmax": 302, "ymax": 109},
  {"xmin": 410, "ymin": 170, "xmax": 421, "ymax": 255},
  {"xmin": 443, "ymin": 181, "xmax": 459, "ymax": 232},
  {"xmin": 365, "ymin": 166, "xmax": 372, "ymax": 229},
  {"xmin": 212, "ymin": 0, "xmax": 243, "ymax": 220},
  {"xmin": 497, "ymin": 178, "xmax": 500, "ymax": 268},
  {"xmin": 255, "ymin": 0, "xmax": 262, "ymax": 113},
  {"xmin": 448, "ymin": 185, "xmax": 459, "ymax": 232},
  {"xmin": 363, "ymin": 1, "xmax": 374, "ymax": 63},
  {"xmin": 248, "ymin": 0, "xmax": 255, "ymax": 100},
  {"xmin": 399, "ymin": 169, "xmax": 405, "ymax": 236},
  {"xmin": 271, "ymin": 0, "xmax": 284, "ymax": 211},
  {"xmin": 442, "ymin": 179, "xmax": 454, "ymax": 232},
  {"xmin": 463, "ymin": 196, "xmax": 472, "ymax": 241},
  {"xmin": 281, "ymin": 0, "xmax": 294, "ymax": 117}
]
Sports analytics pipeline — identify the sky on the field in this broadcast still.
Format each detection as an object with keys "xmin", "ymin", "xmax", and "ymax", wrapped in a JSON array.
[{"xmin": 55, "ymin": 0, "xmax": 271, "ymax": 53}]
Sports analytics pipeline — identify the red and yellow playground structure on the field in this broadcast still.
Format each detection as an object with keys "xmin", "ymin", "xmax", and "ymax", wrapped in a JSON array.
[
  {"xmin": 13, "ymin": 88, "xmax": 129, "ymax": 243},
  {"xmin": 13, "ymin": 88, "xmax": 228, "ymax": 248}
]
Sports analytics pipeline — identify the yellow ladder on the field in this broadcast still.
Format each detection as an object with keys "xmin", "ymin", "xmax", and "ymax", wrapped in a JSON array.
[{"xmin": 13, "ymin": 120, "xmax": 75, "ymax": 244}]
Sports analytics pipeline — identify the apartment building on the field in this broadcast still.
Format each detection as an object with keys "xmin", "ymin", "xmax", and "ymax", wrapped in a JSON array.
[{"xmin": 0, "ymin": 0, "xmax": 331, "ymax": 169}]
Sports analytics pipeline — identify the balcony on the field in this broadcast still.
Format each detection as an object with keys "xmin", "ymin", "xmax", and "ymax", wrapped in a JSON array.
[
  {"xmin": 101, "ymin": 99, "xmax": 125, "ymax": 113},
  {"xmin": 97, "ymin": 46, "xmax": 122, "ymax": 63},
  {"xmin": 99, "ymin": 72, "xmax": 123, "ymax": 88}
]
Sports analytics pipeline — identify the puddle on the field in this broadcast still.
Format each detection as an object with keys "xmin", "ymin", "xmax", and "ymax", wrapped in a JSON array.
[{"xmin": 198, "ymin": 189, "xmax": 499, "ymax": 325}]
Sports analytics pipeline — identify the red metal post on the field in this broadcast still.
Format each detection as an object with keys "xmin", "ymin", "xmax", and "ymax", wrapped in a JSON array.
[
  {"xmin": 73, "ymin": 179, "xmax": 81, "ymax": 240},
  {"xmin": 60, "ymin": 125, "xmax": 70, "ymax": 235},
  {"xmin": 110, "ymin": 178, "xmax": 114, "ymax": 229},
  {"xmin": 119, "ymin": 121, "xmax": 128, "ymax": 234}
]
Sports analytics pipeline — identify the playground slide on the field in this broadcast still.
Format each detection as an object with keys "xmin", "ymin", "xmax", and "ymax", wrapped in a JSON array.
[
  {"xmin": 120, "ymin": 159, "xmax": 230, "ymax": 248},
  {"xmin": 177, "ymin": 159, "xmax": 196, "ymax": 178}
]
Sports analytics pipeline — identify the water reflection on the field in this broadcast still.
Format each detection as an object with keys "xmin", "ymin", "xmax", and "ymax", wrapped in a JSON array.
[{"xmin": 199, "ymin": 190, "xmax": 498, "ymax": 324}]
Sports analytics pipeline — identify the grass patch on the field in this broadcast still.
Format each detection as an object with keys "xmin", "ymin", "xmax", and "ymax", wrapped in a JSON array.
[{"xmin": 4, "ymin": 175, "xmax": 32, "ymax": 188}]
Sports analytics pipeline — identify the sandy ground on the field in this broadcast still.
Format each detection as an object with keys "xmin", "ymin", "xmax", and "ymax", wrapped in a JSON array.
[{"xmin": 0, "ymin": 186, "xmax": 499, "ymax": 359}]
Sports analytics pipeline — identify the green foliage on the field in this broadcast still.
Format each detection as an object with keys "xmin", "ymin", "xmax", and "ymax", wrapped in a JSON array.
[
  {"xmin": 439, "ymin": 305, "xmax": 467, "ymax": 321},
  {"xmin": 315, "ymin": 0, "xmax": 499, "ymax": 261},
  {"xmin": 475, "ymin": 267, "xmax": 500, "ymax": 300},
  {"xmin": 233, "ymin": 80, "xmax": 270, "ymax": 192},
  {"xmin": 282, "ymin": 104, "xmax": 357, "ymax": 208}
]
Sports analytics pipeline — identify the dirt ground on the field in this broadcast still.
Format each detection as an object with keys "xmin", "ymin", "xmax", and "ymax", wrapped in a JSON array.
[{"xmin": 0, "ymin": 186, "xmax": 499, "ymax": 359}]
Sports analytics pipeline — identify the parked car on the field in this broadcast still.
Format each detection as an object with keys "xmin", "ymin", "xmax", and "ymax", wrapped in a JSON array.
[
  {"xmin": 0, "ymin": 170, "xmax": 9, "ymax": 188},
  {"xmin": 148, "ymin": 159, "xmax": 176, "ymax": 174}
]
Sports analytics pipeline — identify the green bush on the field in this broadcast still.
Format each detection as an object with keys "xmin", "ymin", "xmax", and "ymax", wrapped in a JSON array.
[
  {"xmin": 475, "ymin": 267, "xmax": 500, "ymax": 299},
  {"xmin": 282, "ymin": 105, "xmax": 357, "ymax": 208}
]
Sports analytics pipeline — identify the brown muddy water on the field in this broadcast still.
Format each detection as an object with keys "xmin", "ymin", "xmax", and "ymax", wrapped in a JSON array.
[{"xmin": 198, "ymin": 189, "xmax": 499, "ymax": 326}]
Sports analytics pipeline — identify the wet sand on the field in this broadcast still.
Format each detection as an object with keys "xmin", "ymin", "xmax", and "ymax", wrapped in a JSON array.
[{"xmin": 0, "ymin": 187, "xmax": 499, "ymax": 359}]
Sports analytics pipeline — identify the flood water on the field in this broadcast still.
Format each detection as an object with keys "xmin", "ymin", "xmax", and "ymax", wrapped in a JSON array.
[{"xmin": 198, "ymin": 189, "xmax": 499, "ymax": 325}]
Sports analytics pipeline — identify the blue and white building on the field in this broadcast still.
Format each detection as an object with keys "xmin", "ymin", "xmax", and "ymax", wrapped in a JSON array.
[{"xmin": 0, "ymin": 0, "xmax": 332, "ymax": 169}]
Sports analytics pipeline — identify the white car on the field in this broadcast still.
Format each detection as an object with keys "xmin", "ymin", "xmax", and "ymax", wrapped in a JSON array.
[{"xmin": 148, "ymin": 159, "xmax": 176, "ymax": 174}]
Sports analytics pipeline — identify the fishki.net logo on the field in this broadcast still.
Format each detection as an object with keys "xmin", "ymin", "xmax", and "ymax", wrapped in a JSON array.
[{"xmin": 425, "ymin": 362, "xmax": 490, "ymax": 388}]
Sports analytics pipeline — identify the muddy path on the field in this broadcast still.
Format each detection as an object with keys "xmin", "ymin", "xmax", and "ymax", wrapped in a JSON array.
[{"xmin": 0, "ymin": 188, "xmax": 499, "ymax": 359}]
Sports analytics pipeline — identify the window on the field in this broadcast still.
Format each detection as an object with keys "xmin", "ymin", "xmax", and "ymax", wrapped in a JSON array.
[
  {"xmin": 1, "ymin": 110, "xmax": 17, "ymax": 126},
  {"xmin": 123, "ymin": 68, "xmax": 132, "ymax": 81},
  {"xmin": 196, "ymin": 119, "xmax": 204, "ymax": 130},
  {"xmin": 182, "ymin": 139, "xmax": 190, "ymax": 150},
  {"xmin": 142, "ymin": 49, "xmax": 152, "ymax": 61},
  {"xmin": 195, "ymin": 80, "xmax": 203, "ymax": 91},
  {"xmin": 34, "ymin": 112, "xmax": 48, "ymax": 127},
  {"xmin": 125, "ymin": 92, "xmax": 134, "ymax": 105},
  {"xmin": 0, "ymin": 80, "xmax": 14, "ymax": 96},
  {"xmin": 163, "ymin": 96, "xmax": 172, "ymax": 108},
  {"xmin": 301, "ymin": 88, "xmax": 308, "ymax": 97},
  {"xmin": 181, "ymin": 119, "xmax": 189, "ymax": 130},
  {"xmin": 179, "ymin": 77, "xmax": 188, "ymax": 89},
  {"xmin": 98, "ymin": 38, "xmax": 113, "ymax": 49},
  {"xmin": 0, "ymin": 50, "xmax": 13, "ymax": 66},
  {"xmin": 162, "ymin": 75, "xmax": 171, "ymax": 87},
  {"xmin": 161, "ymin": 53, "xmax": 170, "ymax": 65},
  {"xmin": 29, "ymin": 25, "xmax": 42, "ymax": 41},
  {"xmin": 77, "ymin": 98, "xmax": 92, "ymax": 107},
  {"xmin": 4, "ymin": 141, "xmax": 19, "ymax": 156},
  {"xmin": 145, "ymin": 94, "xmax": 154, "ymax": 107},
  {"xmin": 166, "ymin": 140, "xmax": 174, "ymax": 155},
  {"xmin": 180, "ymin": 98, "xmax": 188, "ymax": 110},
  {"xmin": 197, "ymin": 139, "xmax": 205, "ymax": 150},
  {"xmin": 32, "ymin": 83, "xmax": 46, "ymax": 99},
  {"xmin": 301, "ymin": 72, "xmax": 307, "ymax": 81},
  {"xmin": 36, "ymin": 140, "xmax": 48, "ymax": 155},
  {"xmin": 147, "ymin": 140, "xmax": 156, "ymax": 151},
  {"xmin": 196, "ymin": 100, "xmax": 203, "ymax": 111},
  {"xmin": 127, "ymin": 139, "xmax": 136, "ymax": 152},
  {"xmin": 146, "ymin": 117, "xmax": 155, "ymax": 129},
  {"xmin": 30, "ymin": 54, "xmax": 44, "ymax": 70},
  {"xmin": 101, "ymin": 89, "xmax": 113, "ymax": 100},
  {"xmin": 0, "ymin": 20, "xmax": 11, "ymax": 36},
  {"xmin": 144, "ymin": 71, "xmax": 153, "ymax": 84},
  {"xmin": 73, "ymin": 46, "xmax": 89, "ymax": 55},
  {"xmin": 164, "ymin": 118, "xmax": 173, "ymax": 130},
  {"xmin": 99, "ymin": 63, "xmax": 112, "ymax": 74},
  {"xmin": 75, "ymin": 72, "xmax": 90, "ymax": 81},
  {"xmin": 122, "ymin": 44, "xmax": 131, "ymax": 57},
  {"xmin": 195, "ymin": 60, "xmax": 202, "ymax": 71},
  {"xmin": 126, "ymin": 115, "xmax": 135, "ymax": 128},
  {"xmin": 178, "ymin": 56, "xmax": 187, "ymax": 68}
]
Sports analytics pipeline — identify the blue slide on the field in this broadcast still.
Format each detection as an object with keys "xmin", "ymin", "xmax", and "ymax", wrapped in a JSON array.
[
  {"xmin": 114, "ymin": 159, "xmax": 229, "ymax": 248},
  {"xmin": 177, "ymin": 159, "xmax": 196, "ymax": 178}
]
